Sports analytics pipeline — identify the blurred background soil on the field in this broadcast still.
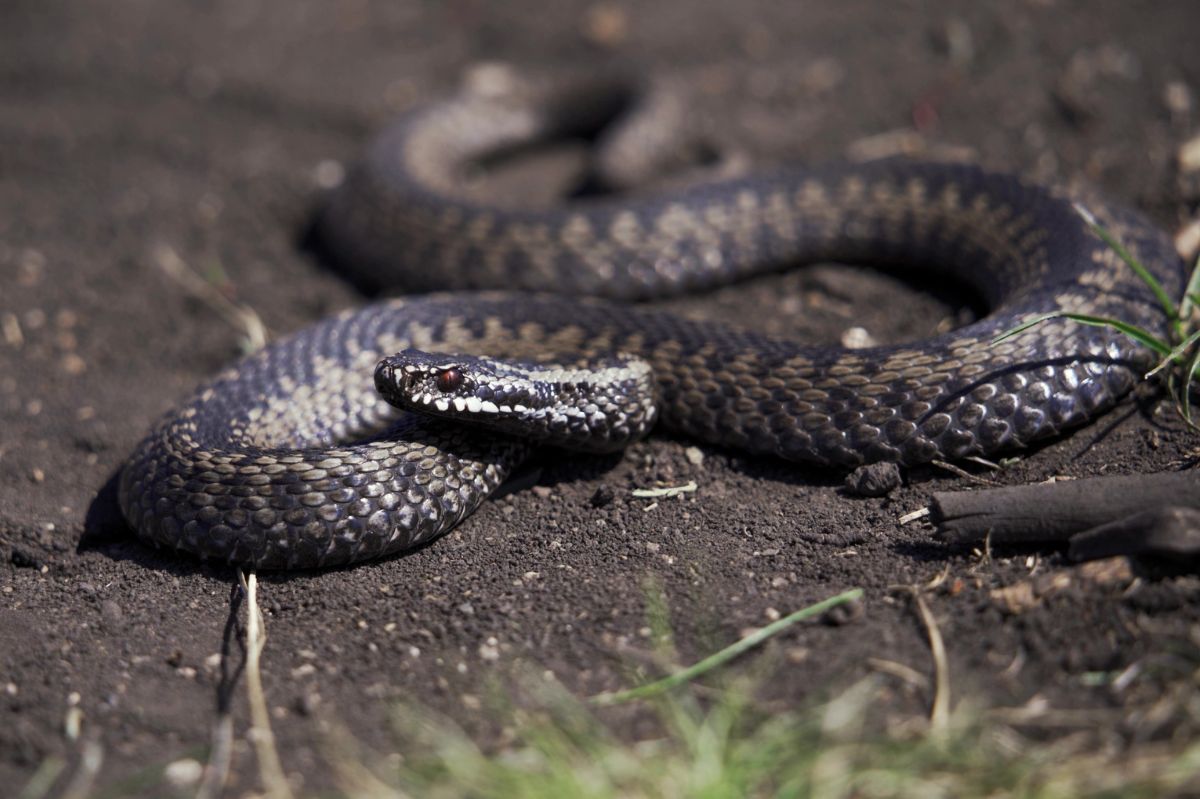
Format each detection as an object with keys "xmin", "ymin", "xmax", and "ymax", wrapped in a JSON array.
[{"xmin": 2, "ymin": 0, "xmax": 1199, "ymax": 794}]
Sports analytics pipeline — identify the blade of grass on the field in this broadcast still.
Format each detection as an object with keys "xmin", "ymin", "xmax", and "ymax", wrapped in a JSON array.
[
  {"xmin": 991, "ymin": 312, "xmax": 1171, "ymax": 356},
  {"xmin": 1183, "ymin": 346, "xmax": 1200, "ymax": 427},
  {"xmin": 589, "ymin": 588, "xmax": 863, "ymax": 707},
  {"xmin": 1073, "ymin": 202, "xmax": 1180, "ymax": 334},
  {"xmin": 239, "ymin": 571, "xmax": 294, "ymax": 799},
  {"xmin": 990, "ymin": 312, "xmax": 1067, "ymax": 345},
  {"xmin": 1147, "ymin": 328, "xmax": 1200, "ymax": 377},
  {"xmin": 1178, "ymin": 256, "xmax": 1200, "ymax": 323}
]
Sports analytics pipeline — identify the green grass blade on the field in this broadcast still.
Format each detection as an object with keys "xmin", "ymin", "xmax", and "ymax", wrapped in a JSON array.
[
  {"xmin": 992, "ymin": 311, "xmax": 1171, "ymax": 356},
  {"xmin": 1147, "ymin": 328, "xmax": 1200, "ymax": 377},
  {"xmin": 1073, "ymin": 202, "xmax": 1179, "ymax": 330},
  {"xmin": 990, "ymin": 312, "xmax": 1064, "ymax": 345},
  {"xmin": 589, "ymin": 588, "xmax": 864, "ymax": 707},
  {"xmin": 1184, "ymin": 346, "xmax": 1200, "ymax": 427},
  {"xmin": 1180, "ymin": 255, "xmax": 1200, "ymax": 323}
]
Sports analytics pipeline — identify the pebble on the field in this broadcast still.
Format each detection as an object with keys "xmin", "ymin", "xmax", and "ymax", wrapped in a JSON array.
[
  {"xmin": 590, "ymin": 485, "xmax": 615, "ymax": 507},
  {"xmin": 684, "ymin": 446, "xmax": 704, "ymax": 466},
  {"xmin": 296, "ymin": 692, "xmax": 321, "ymax": 716},
  {"xmin": 841, "ymin": 326, "xmax": 877, "ymax": 349},
  {"xmin": 843, "ymin": 462, "xmax": 902, "ymax": 497},
  {"xmin": 1, "ymin": 313, "xmax": 21, "ymax": 347},
  {"xmin": 822, "ymin": 599, "xmax": 865, "ymax": 627},
  {"xmin": 99, "ymin": 600, "xmax": 123, "ymax": 625},
  {"xmin": 61, "ymin": 353, "xmax": 86, "ymax": 375},
  {"xmin": 163, "ymin": 758, "xmax": 204, "ymax": 788},
  {"xmin": 314, "ymin": 159, "xmax": 345, "ymax": 189}
]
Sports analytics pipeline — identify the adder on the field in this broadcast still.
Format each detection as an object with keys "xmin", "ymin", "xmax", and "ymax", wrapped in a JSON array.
[{"xmin": 118, "ymin": 74, "xmax": 1186, "ymax": 568}]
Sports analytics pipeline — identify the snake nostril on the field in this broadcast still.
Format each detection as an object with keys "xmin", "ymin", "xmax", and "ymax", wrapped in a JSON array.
[{"xmin": 374, "ymin": 360, "xmax": 396, "ymax": 393}]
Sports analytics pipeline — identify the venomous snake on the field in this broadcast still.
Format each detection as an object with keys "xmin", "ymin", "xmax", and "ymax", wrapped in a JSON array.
[{"xmin": 119, "ymin": 76, "xmax": 1186, "ymax": 569}]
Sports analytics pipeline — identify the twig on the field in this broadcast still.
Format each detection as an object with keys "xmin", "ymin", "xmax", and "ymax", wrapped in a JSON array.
[
  {"xmin": 15, "ymin": 758, "xmax": 66, "ymax": 799},
  {"xmin": 240, "ymin": 570, "xmax": 293, "ymax": 799},
  {"xmin": 197, "ymin": 583, "xmax": 247, "ymax": 799},
  {"xmin": 905, "ymin": 587, "xmax": 951, "ymax": 732},
  {"xmin": 933, "ymin": 471, "xmax": 1200, "ymax": 544},
  {"xmin": 153, "ymin": 244, "xmax": 268, "ymax": 352},
  {"xmin": 59, "ymin": 740, "xmax": 103, "ymax": 799},
  {"xmin": 930, "ymin": 459, "xmax": 1000, "ymax": 487},
  {"xmin": 631, "ymin": 481, "xmax": 698, "ymax": 499}
]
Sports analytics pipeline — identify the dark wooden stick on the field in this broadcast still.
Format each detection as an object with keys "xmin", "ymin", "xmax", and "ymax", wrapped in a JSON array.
[
  {"xmin": 932, "ymin": 471, "xmax": 1200, "ymax": 544},
  {"xmin": 1068, "ymin": 507, "xmax": 1200, "ymax": 560}
]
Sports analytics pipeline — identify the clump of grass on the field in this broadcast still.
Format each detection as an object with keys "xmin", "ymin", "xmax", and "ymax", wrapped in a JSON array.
[
  {"xmin": 322, "ymin": 586, "xmax": 1200, "ymax": 799},
  {"xmin": 330, "ymin": 668, "xmax": 1200, "ymax": 799},
  {"xmin": 993, "ymin": 203, "xmax": 1200, "ymax": 427}
]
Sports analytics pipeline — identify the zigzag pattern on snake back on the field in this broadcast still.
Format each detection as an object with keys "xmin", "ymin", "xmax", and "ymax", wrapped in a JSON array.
[{"xmin": 118, "ymin": 79, "xmax": 1186, "ymax": 569}]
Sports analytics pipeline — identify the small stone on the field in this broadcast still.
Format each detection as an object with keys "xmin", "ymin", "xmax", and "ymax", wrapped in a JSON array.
[
  {"xmin": 786, "ymin": 647, "xmax": 811, "ymax": 664},
  {"xmin": 61, "ymin": 354, "xmax": 86, "ymax": 375},
  {"xmin": 841, "ymin": 326, "xmax": 877, "ymax": 349},
  {"xmin": 589, "ymin": 485, "xmax": 615, "ymax": 508},
  {"xmin": 296, "ymin": 692, "xmax": 321, "ymax": 716},
  {"xmin": 684, "ymin": 446, "xmax": 705, "ymax": 466},
  {"xmin": 314, "ymin": 159, "xmax": 345, "ymax": 189},
  {"xmin": 163, "ymin": 758, "xmax": 204, "ymax": 788},
  {"xmin": 1179, "ymin": 134, "xmax": 1200, "ymax": 174},
  {"xmin": 844, "ymin": 462, "xmax": 902, "ymax": 497},
  {"xmin": 822, "ymin": 599, "xmax": 865, "ymax": 626},
  {"xmin": 531, "ymin": 485, "xmax": 553, "ymax": 499},
  {"xmin": 99, "ymin": 600, "xmax": 123, "ymax": 625},
  {"xmin": 1165, "ymin": 80, "xmax": 1193, "ymax": 119},
  {"xmin": 291, "ymin": 663, "xmax": 317, "ymax": 678}
]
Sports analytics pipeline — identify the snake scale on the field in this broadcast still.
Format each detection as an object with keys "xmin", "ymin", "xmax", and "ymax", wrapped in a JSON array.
[{"xmin": 119, "ymin": 77, "xmax": 1186, "ymax": 569}]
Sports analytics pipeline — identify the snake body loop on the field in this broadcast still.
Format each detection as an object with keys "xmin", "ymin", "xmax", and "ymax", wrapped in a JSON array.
[{"xmin": 119, "ymin": 81, "xmax": 1185, "ymax": 568}]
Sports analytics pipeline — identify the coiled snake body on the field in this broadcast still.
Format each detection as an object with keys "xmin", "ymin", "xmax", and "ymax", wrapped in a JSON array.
[{"xmin": 119, "ymin": 81, "xmax": 1185, "ymax": 568}]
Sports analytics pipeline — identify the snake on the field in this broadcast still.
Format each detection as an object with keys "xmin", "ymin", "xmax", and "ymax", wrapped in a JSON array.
[{"xmin": 118, "ymin": 75, "xmax": 1186, "ymax": 569}]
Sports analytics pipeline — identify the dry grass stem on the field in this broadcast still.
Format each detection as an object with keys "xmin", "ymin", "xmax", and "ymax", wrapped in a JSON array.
[{"xmin": 240, "ymin": 570, "xmax": 294, "ymax": 799}]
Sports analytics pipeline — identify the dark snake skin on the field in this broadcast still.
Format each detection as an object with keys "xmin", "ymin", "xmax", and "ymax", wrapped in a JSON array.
[{"xmin": 118, "ymin": 83, "xmax": 1186, "ymax": 569}]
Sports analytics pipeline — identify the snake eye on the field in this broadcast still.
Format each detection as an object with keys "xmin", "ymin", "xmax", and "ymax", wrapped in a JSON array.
[{"xmin": 435, "ymin": 367, "xmax": 464, "ymax": 393}]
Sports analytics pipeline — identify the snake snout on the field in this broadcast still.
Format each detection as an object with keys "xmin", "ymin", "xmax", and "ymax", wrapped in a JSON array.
[{"xmin": 374, "ymin": 357, "xmax": 413, "ymax": 402}]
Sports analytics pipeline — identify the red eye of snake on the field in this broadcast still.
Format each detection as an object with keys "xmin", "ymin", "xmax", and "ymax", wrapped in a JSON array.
[{"xmin": 436, "ymin": 368, "xmax": 464, "ymax": 393}]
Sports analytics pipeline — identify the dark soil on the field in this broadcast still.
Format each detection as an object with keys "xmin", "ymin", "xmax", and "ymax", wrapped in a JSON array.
[{"xmin": 3, "ymin": 0, "xmax": 1200, "ymax": 794}]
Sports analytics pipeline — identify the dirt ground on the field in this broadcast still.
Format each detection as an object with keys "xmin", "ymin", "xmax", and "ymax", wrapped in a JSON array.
[{"xmin": 3, "ymin": 0, "xmax": 1200, "ymax": 794}]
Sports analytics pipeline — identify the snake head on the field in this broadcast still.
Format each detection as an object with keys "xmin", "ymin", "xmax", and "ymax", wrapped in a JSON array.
[
  {"xmin": 374, "ymin": 349, "xmax": 537, "ymax": 422},
  {"xmin": 375, "ymin": 348, "xmax": 657, "ymax": 452}
]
